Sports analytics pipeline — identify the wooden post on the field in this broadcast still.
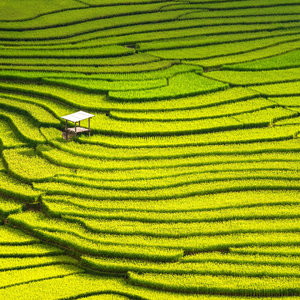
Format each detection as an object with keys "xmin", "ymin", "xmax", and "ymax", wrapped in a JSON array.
[
  {"xmin": 65, "ymin": 120, "xmax": 68, "ymax": 140},
  {"xmin": 75, "ymin": 122, "xmax": 77, "ymax": 142},
  {"xmin": 88, "ymin": 118, "xmax": 91, "ymax": 136}
]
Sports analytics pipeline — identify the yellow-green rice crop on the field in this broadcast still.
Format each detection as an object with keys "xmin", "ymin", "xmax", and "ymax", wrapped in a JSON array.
[
  {"xmin": 0, "ymin": 81, "xmax": 107, "ymax": 111},
  {"xmin": 128, "ymin": 272, "xmax": 300, "ymax": 296},
  {"xmin": 0, "ymin": 195, "xmax": 22, "ymax": 217},
  {"xmin": 0, "ymin": 255, "xmax": 78, "ymax": 272},
  {"xmin": 45, "ymin": 134, "xmax": 300, "ymax": 160},
  {"xmin": 138, "ymin": 28, "xmax": 300, "ymax": 51},
  {"xmin": 176, "ymin": 0, "xmax": 300, "ymax": 10},
  {"xmin": 9, "ymin": 211, "xmax": 300, "ymax": 253},
  {"xmin": 0, "ymin": 118, "xmax": 25, "ymax": 148},
  {"xmin": 180, "ymin": 3, "xmax": 300, "ymax": 18},
  {"xmin": 0, "ymin": 171, "xmax": 41, "ymax": 202},
  {"xmin": 270, "ymin": 96, "xmax": 300, "ymax": 107},
  {"xmin": 81, "ymin": 124, "xmax": 300, "ymax": 147},
  {"xmin": 35, "ymin": 178, "xmax": 300, "ymax": 201},
  {"xmin": 0, "ymin": 273, "xmax": 204, "ymax": 300},
  {"xmin": 0, "ymin": 95, "xmax": 59, "ymax": 125},
  {"xmin": 64, "ymin": 216, "xmax": 300, "ymax": 238},
  {"xmin": 0, "ymin": 64, "xmax": 201, "ymax": 81},
  {"xmin": 45, "ymin": 77, "xmax": 168, "ymax": 93},
  {"xmin": 230, "ymin": 246, "xmax": 300, "ymax": 256},
  {"xmin": 147, "ymin": 34, "xmax": 300, "ymax": 60},
  {"xmin": 0, "ymin": 45, "xmax": 134, "ymax": 58},
  {"xmin": 41, "ymin": 200, "xmax": 300, "ymax": 224},
  {"xmin": 0, "ymin": 264, "xmax": 82, "ymax": 289},
  {"xmin": 251, "ymin": 81, "xmax": 300, "ymax": 96},
  {"xmin": 0, "ymin": 226, "xmax": 38, "ymax": 245},
  {"xmin": 0, "ymin": 53, "xmax": 159, "ymax": 67},
  {"xmin": 38, "ymin": 145, "xmax": 300, "ymax": 171},
  {"xmin": 109, "ymin": 72, "xmax": 228, "ymax": 101},
  {"xmin": 206, "ymin": 68, "xmax": 300, "ymax": 86},
  {"xmin": 0, "ymin": 244, "xmax": 64, "ymax": 257},
  {"xmin": 42, "ymin": 190, "xmax": 300, "ymax": 212},
  {"xmin": 3, "ymin": 147, "xmax": 72, "ymax": 182},
  {"xmin": 0, "ymin": 2, "xmax": 172, "ymax": 30},
  {"xmin": 0, "ymin": 111, "xmax": 45, "ymax": 144},
  {"xmin": 83, "ymin": 255, "xmax": 300, "ymax": 277},
  {"xmin": 224, "ymin": 49, "xmax": 300, "ymax": 70},
  {"xmin": 1, "ymin": 1, "xmax": 300, "ymax": 297},
  {"xmin": 182, "ymin": 251, "xmax": 300, "ymax": 266},
  {"xmin": 54, "ymin": 169, "xmax": 300, "ymax": 190},
  {"xmin": 0, "ymin": 0, "xmax": 85, "ymax": 21},
  {"xmin": 110, "ymin": 98, "xmax": 275, "ymax": 121},
  {"xmin": 185, "ymin": 40, "xmax": 300, "ymax": 68},
  {"xmin": 0, "ymin": 60, "xmax": 175, "ymax": 74}
]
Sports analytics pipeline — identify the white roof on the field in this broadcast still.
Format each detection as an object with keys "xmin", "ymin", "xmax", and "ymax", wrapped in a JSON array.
[{"xmin": 61, "ymin": 111, "xmax": 95, "ymax": 122}]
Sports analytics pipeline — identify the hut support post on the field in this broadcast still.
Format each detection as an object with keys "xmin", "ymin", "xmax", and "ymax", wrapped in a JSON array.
[
  {"xmin": 65, "ymin": 120, "xmax": 68, "ymax": 140},
  {"xmin": 75, "ymin": 122, "xmax": 77, "ymax": 142}
]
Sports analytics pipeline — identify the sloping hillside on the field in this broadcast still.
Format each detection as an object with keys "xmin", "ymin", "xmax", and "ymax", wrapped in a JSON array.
[{"xmin": 0, "ymin": 0, "xmax": 299, "ymax": 298}]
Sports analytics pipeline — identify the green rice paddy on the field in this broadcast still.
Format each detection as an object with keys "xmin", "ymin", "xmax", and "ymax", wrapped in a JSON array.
[{"xmin": 0, "ymin": 0, "xmax": 299, "ymax": 298}]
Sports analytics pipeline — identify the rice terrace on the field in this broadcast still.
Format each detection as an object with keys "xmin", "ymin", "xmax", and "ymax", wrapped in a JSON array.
[{"xmin": 0, "ymin": 0, "xmax": 300, "ymax": 298}]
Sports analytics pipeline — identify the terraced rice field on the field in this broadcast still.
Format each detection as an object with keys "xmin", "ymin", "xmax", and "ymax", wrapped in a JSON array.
[{"xmin": 0, "ymin": 0, "xmax": 299, "ymax": 298}]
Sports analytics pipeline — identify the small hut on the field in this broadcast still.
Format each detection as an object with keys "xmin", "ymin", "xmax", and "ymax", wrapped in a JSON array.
[{"xmin": 61, "ymin": 111, "xmax": 94, "ymax": 141}]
